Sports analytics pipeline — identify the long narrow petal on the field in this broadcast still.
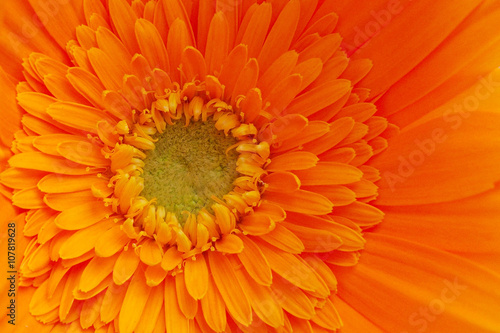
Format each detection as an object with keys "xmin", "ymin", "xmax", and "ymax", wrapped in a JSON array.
[
  {"xmin": 184, "ymin": 254, "xmax": 208, "ymax": 300},
  {"xmin": 55, "ymin": 202, "xmax": 112, "ymax": 230},
  {"xmin": 119, "ymin": 269, "xmax": 152, "ymax": 333},
  {"xmin": 208, "ymin": 251, "xmax": 252, "ymax": 326}
]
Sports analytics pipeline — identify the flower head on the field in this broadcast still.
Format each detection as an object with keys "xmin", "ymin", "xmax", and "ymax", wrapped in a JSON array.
[{"xmin": 1, "ymin": 0, "xmax": 500, "ymax": 332}]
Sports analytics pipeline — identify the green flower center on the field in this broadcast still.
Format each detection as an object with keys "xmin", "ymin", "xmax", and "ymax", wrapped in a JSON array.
[{"xmin": 142, "ymin": 119, "xmax": 239, "ymax": 218}]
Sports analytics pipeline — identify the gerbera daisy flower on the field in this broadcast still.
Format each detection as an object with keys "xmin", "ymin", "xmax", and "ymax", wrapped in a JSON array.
[{"xmin": 1, "ymin": 0, "xmax": 500, "ymax": 332}]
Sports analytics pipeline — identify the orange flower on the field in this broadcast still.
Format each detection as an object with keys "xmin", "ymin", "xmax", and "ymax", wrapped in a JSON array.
[{"xmin": 1, "ymin": 1, "xmax": 500, "ymax": 332}]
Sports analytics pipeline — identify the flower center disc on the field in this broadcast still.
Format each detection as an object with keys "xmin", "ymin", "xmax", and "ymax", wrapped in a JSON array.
[{"xmin": 141, "ymin": 119, "xmax": 239, "ymax": 217}]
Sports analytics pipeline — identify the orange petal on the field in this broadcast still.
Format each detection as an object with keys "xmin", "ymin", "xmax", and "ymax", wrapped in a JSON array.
[
  {"xmin": 267, "ymin": 151, "xmax": 318, "ymax": 171},
  {"xmin": 332, "ymin": 201, "xmax": 384, "ymax": 228},
  {"xmin": 240, "ymin": 87, "xmax": 262, "ymax": 123},
  {"xmin": 12, "ymin": 186, "xmax": 45, "ymax": 209},
  {"xmin": 184, "ymin": 254, "xmax": 208, "ymax": 300},
  {"xmin": 84, "ymin": 0, "xmax": 109, "ymax": 25},
  {"xmin": 262, "ymin": 171, "xmax": 300, "ymax": 193},
  {"xmin": 239, "ymin": 2, "xmax": 272, "ymax": 58},
  {"xmin": 162, "ymin": 0, "xmax": 195, "ymax": 42},
  {"xmin": 119, "ymin": 269, "xmax": 152, "ymax": 333},
  {"xmin": 263, "ymin": 189, "xmax": 333, "ymax": 215},
  {"xmin": 87, "ymin": 47, "xmax": 126, "ymax": 92},
  {"xmin": 257, "ymin": 240, "xmax": 329, "ymax": 297},
  {"xmin": 293, "ymin": 57, "xmax": 323, "ymax": 91},
  {"xmin": 102, "ymin": 90, "xmax": 134, "ymax": 122},
  {"xmin": 345, "ymin": 179, "xmax": 378, "ymax": 199},
  {"xmin": 218, "ymin": 44, "xmax": 248, "ymax": 100},
  {"xmin": 164, "ymin": 276, "xmax": 192, "ymax": 333},
  {"xmin": 55, "ymin": 202, "xmax": 112, "ymax": 230},
  {"xmin": 237, "ymin": 235, "xmax": 273, "ymax": 286},
  {"xmin": 257, "ymin": 0, "xmax": 300, "ymax": 72},
  {"xmin": 135, "ymin": 284, "xmax": 164, "ymax": 333},
  {"xmin": 293, "ymin": 162, "xmax": 363, "ymax": 186},
  {"xmin": 121, "ymin": 84, "xmax": 145, "ymax": 120},
  {"xmin": 24, "ymin": 208, "xmax": 55, "ymax": 237},
  {"xmin": 80, "ymin": 292, "xmax": 105, "ymax": 329},
  {"xmin": 135, "ymin": 18, "xmax": 170, "ymax": 71},
  {"xmin": 76, "ymin": 25, "xmax": 97, "ymax": 50},
  {"xmin": 160, "ymin": 246, "xmax": 183, "ymax": 271},
  {"xmin": 273, "ymin": 121, "xmax": 329, "ymax": 153},
  {"xmin": 200, "ymin": 273, "xmax": 227, "ymax": 332},
  {"xmin": 181, "ymin": 46, "xmax": 207, "ymax": 81},
  {"xmin": 29, "ymin": 279, "xmax": 64, "ymax": 317},
  {"xmin": 334, "ymin": 297, "xmax": 384, "ymax": 333},
  {"xmin": 38, "ymin": 174, "xmax": 105, "ymax": 193},
  {"xmin": 263, "ymin": 74, "xmax": 302, "ymax": 117},
  {"xmin": 57, "ymin": 140, "xmax": 109, "ymax": 167},
  {"xmin": 67, "ymin": 67, "xmax": 106, "ymax": 109},
  {"xmin": 46, "ymin": 262, "xmax": 70, "ymax": 298},
  {"xmin": 144, "ymin": 264, "xmax": 167, "ymax": 287},
  {"xmin": 286, "ymin": 80, "xmax": 351, "ymax": 117},
  {"xmin": 234, "ymin": 262, "xmax": 284, "ymax": 328},
  {"xmin": 208, "ymin": 251, "xmax": 252, "ymax": 326},
  {"xmin": 0, "ymin": 168, "xmax": 46, "ymax": 190},
  {"xmin": 195, "ymin": 0, "xmax": 215, "ymax": 55},
  {"xmin": 302, "ymin": 117, "xmax": 355, "ymax": 155},
  {"xmin": 79, "ymin": 253, "xmax": 119, "ymax": 292},
  {"xmin": 27, "ymin": 0, "xmax": 84, "ymax": 48},
  {"xmin": 319, "ymin": 147, "xmax": 356, "ymax": 164},
  {"xmin": 302, "ymin": 184, "xmax": 356, "ymax": 206},
  {"xmin": 57, "ymin": 266, "xmax": 82, "ymax": 320},
  {"xmin": 175, "ymin": 272, "xmax": 198, "ymax": 319},
  {"xmin": 139, "ymin": 238, "xmax": 163, "ymax": 266},
  {"xmin": 59, "ymin": 218, "xmax": 115, "ymax": 259},
  {"xmin": 301, "ymin": 11, "xmax": 338, "ymax": 37},
  {"xmin": 108, "ymin": 0, "xmax": 140, "ymax": 54},
  {"xmin": 288, "ymin": 315, "xmax": 314, "ymax": 333},
  {"xmin": 114, "ymin": 248, "xmax": 141, "ymax": 285},
  {"xmin": 298, "ymin": 33, "xmax": 341, "ymax": 64},
  {"xmin": 301, "ymin": 254, "xmax": 338, "ymax": 292},
  {"xmin": 47, "ymin": 101, "xmax": 115, "ymax": 134},
  {"xmin": 38, "ymin": 215, "xmax": 62, "ymax": 245},
  {"xmin": 166, "ymin": 18, "xmax": 193, "ymax": 83},
  {"xmin": 204, "ymin": 11, "xmax": 229, "ymax": 74},
  {"xmin": 43, "ymin": 74, "xmax": 90, "ymax": 105},
  {"xmin": 334, "ymin": 102, "xmax": 377, "ymax": 122},
  {"xmin": 95, "ymin": 26, "xmax": 132, "ymax": 74},
  {"xmin": 16, "ymin": 92, "xmax": 57, "ymax": 122},
  {"xmin": 259, "ymin": 223, "xmax": 305, "ymax": 254},
  {"xmin": 281, "ymin": 221, "xmax": 343, "ymax": 253},
  {"xmin": 271, "ymin": 275, "xmax": 316, "ymax": 320},
  {"xmin": 257, "ymin": 50, "xmax": 298, "ymax": 99},
  {"xmin": 238, "ymin": 213, "xmax": 275, "ymax": 236},
  {"xmin": 0, "ymin": 2, "xmax": 63, "ymax": 79},
  {"xmin": 263, "ymin": 113, "xmax": 308, "ymax": 144},
  {"xmin": 32, "ymin": 133, "xmax": 89, "ymax": 156},
  {"xmin": 95, "ymin": 224, "xmax": 130, "ymax": 257},
  {"xmin": 340, "ymin": 59, "xmax": 373, "ymax": 86},
  {"xmin": 231, "ymin": 58, "xmax": 259, "ymax": 106},
  {"xmin": 100, "ymin": 281, "xmax": 129, "ymax": 323},
  {"xmin": 311, "ymin": 298, "xmax": 342, "ymax": 330},
  {"xmin": 215, "ymin": 234, "xmax": 244, "ymax": 254}
]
